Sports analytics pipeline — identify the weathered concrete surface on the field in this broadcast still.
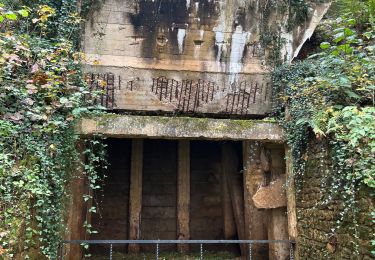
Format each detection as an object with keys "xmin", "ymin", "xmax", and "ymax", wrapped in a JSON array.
[
  {"xmin": 78, "ymin": 115, "xmax": 285, "ymax": 141},
  {"xmin": 81, "ymin": 0, "xmax": 330, "ymax": 116},
  {"xmin": 252, "ymin": 176, "xmax": 287, "ymax": 209}
]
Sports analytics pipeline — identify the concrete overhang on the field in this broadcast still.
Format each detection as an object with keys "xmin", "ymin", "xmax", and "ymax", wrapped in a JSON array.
[{"xmin": 77, "ymin": 115, "xmax": 285, "ymax": 141}]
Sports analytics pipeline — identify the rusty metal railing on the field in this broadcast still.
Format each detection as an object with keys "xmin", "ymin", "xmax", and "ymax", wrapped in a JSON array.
[{"xmin": 59, "ymin": 239, "xmax": 295, "ymax": 260}]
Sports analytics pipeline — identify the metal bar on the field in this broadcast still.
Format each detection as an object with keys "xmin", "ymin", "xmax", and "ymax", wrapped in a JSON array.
[
  {"xmin": 200, "ymin": 243, "xmax": 203, "ymax": 260},
  {"xmin": 109, "ymin": 243, "xmax": 113, "ymax": 260},
  {"xmin": 290, "ymin": 242, "xmax": 294, "ymax": 260},
  {"xmin": 248, "ymin": 243, "xmax": 252, "ymax": 260},
  {"xmin": 155, "ymin": 243, "xmax": 159, "ymax": 260},
  {"xmin": 63, "ymin": 240, "xmax": 294, "ymax": 244},
  {"xmin": 58, "ymin": 243, "xmax": 63, "ymax": 260}
]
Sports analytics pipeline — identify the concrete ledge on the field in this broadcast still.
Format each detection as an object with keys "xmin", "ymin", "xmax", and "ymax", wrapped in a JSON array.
[{"xmin": 78, "ymin": 115, "xmax": 285, "ymax": 141}]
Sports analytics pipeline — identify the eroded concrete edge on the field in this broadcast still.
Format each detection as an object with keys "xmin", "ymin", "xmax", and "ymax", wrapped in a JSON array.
[{"xmin": 78, "ymin": 115, "xmax": 285, "ymax": 141}]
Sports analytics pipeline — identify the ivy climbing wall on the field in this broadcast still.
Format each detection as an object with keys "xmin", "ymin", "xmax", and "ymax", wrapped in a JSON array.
[{"xmin": 296, "ymin": 139, "xmax": 374, "ymax": 259}]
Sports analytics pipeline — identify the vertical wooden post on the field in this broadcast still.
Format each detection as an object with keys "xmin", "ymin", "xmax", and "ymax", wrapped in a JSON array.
[
  {"xmin": 243, "ymin": 141, "xmax": 268, "ymax": 259},
  {"xmin": 177, "ymin": 140, "xmax": 190, "ymax": 253},
  {"xmin": 221, "ymin": 163, "xmax": 236, "ymax": 239},
  {"xmin": 128, "ymin": 139, "xmax": 144, "ymax": 253},
  {"xmin": 285, "ymin": 145, "xmax": 299, "ymax": 259},
  {"xmin": 222, "ymin": 142, "xmax": 246, "ymax": 256},
  {"xmin": 66, "ymin": 141, "xmax": 88, "ymax": 260}
]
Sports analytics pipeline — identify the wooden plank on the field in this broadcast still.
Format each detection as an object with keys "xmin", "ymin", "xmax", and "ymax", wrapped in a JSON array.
[
  {"xmin": 128, "ymin": 139, "xmax": 144, "ymax": 253},
  {"xmin": 285, "ymin": 145, "xmax": 299, "ymax": 259},
  {"xmin": 242, "ymin": 141, "xmax": 268, "ymax": 259},
  {"xmin": 221, "ymin": 142, "xmax": 246, "ymax": 256},
  {"xmin": 177, "ymin": 140, "xmax": 190, "ymax": 253},
  {"xmin": 66, "ymin": 141, "xmax": 88, "ymax": 260},
  {"xmin": 220, "ymin": 162, "xmax": 236, "ymax": 239},
  {"xmin": 267, "ymin": 208, "xmax": 289, "ymax": 260}
]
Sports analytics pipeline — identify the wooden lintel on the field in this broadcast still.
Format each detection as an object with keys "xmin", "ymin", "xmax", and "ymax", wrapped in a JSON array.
[
  {"xmin": 242, "ymin": 141, "xmax": 268, "ymax": 259},
  {"xmin": 177, "ymin": 140, "xmax": 190, "ymax": 253},
  {"xmin": 285, "ymin": 145, "xmax": 299, "ymax": 259},
  {"xmin": 222, "ymin": 142, "xmax": 246, "ymax": 256},
  {"xmin": 128, "ymin": 139, "xmax": 144, "ymax": 253}
]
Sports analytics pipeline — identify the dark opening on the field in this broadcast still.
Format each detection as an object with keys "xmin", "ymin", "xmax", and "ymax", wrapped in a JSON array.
[{"xmin": 89, "ymin": 139, "xmax": 244, "ymax": 258}]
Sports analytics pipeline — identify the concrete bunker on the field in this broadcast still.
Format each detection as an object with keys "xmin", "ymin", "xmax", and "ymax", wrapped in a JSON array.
[{"xmin": 66, "ymin": 115, "xmax": 292, "ymax": 259}]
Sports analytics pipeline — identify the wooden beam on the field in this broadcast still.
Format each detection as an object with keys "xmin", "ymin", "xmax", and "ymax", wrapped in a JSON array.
[
  {"xmin": 243, "ymin": 141, "xmax": 268, "ymax": 259},
  {"xmin": 177, "ymin": 140, "xmax": 190, "ymax": 253},
  {"xmin": 128, "ymin": 139, "xmax": 144, "ymax": 253},
  {"xmin": 221, "ymin": 162, "xmax": 236, "ymax": 239},
  {"xmin": 66, "ymin": 141, "xmax": 88, "ymax": 260},
  {"xmin": 222, "ymin": 142, "xmax": 246, "ymax": 256},
  {"xmin": 285, "ymin": 145, "xmax": 299, "ymax": 259}
]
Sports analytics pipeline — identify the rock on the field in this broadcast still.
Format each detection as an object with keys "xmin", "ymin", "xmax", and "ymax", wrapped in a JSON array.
[{"xmin": 252, "ymin": 176, "xmax": 286, "ymax": 209}]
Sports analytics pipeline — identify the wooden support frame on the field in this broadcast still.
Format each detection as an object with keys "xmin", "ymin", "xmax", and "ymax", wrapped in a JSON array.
[
  {"xmin": 128, "ymin": 139, "xmax": 144, "ymax": 253},
  {"xmin": 221, "ymin": 162, "xmax": 236, "ymax": 240},
  {"xmin": 242, "ymin": 141, "xmax": 268, "ymax": 259},
  {"xmin": 222, "ymin": 142, "xmax": 247, "ymax": 256},
  {"xmin": 66, "ymin": 141, "xmax": 89, "ymax": 260},
  {"xmin": 285, "ymin": 145, "xmax": 299, "ymax": 259},
  {"xmin": 177, "ymin": 140, "xmax": 190, "ymax": 253}
]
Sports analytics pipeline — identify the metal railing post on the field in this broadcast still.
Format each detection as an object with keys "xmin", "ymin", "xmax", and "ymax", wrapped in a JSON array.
[
  {"xmin": 58, "ymin": 242, "xmax": 63, "ymax": 260},
  {"xmin": 155, "ymin": 242, "xmax": 159, "ymax": 260},
  {"xmin": 109, "ymin": 243, "xmax": 113, "ymax": 260},
  {"xmin": 248, "ymin": 243, "xmax": 252, "ymax": 260},
  {"xmin": 290, "ymin": 242, "xmax": 294, "ymax": 260},
  {"xmin": 200, "ymin": 243, "xmax": 203, "ymax": 260}
]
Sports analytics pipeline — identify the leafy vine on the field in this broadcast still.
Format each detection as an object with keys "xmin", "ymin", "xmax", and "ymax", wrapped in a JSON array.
[
  {"xmin": 272, "ymin": 4, "xmax": 374, "ymax": 256},
  {"xmin": 0, "ymin": 0, "xmax": 106, "ymax": 258}
]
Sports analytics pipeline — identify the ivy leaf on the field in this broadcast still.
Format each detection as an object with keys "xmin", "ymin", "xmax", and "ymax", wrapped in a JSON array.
[
  {"xmin": 333, "ymin": 32, "xmax": 345, "ymax": 43},
  {"xmin": 344, "ymin": 90, "xmax": 360, "ymax": 99},
  {"xmin": 5, "ymin": 12, "xmax": 17, "ymax": 21},
  {"xmin": 344, "ymin": 28, "xmax": 354, "ymax": 37},
  {"xmin": 0, "ymin": 15, "xmax": 4, "ymax": 23},
  {"xmin": 18, "ymin": 9, "xmax": 29, "ymax": 18},
  {"xmin": 347, "ymin": 18, "xmax": 356, "ymax": 26},
  {"xmin": 320, "ymin": 42, "xmax": 331, "ymax": 50}
]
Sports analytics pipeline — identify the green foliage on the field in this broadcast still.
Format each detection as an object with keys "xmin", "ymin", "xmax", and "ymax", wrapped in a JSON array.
[
  {"xmin": 0, "ymin": 1, "xmax": 106, "ymax": 258},
  {"xmin": 272, "ymin": 6, "xmax": 374, "ymax": 255}
]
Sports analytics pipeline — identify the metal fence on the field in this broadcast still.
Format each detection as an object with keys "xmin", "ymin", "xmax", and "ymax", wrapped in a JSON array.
[{"xmin": 59, "ymin": 240, "xmax": 295, "ymax": 260}]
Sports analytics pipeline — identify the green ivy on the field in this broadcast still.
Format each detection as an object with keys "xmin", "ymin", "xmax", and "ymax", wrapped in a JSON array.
[
  {"xmin": 0, "ymin": 1, "xmax": 106, "ymax": 258},
  {"xmin": 272, "ymin": 8, "xmax": 375, "ymax": 256}
]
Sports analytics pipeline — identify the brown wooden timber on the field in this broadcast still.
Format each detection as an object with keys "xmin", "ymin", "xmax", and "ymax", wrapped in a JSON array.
[
  {"xmin": 243, "ymin": 141, "xmax": 268, "ymax": 259},
  {"xmin": 128, "ymin": 139, "xmax": 144, "ymax": 253},
  {"xmin": 221, "ymin": 161, "xmax": 236, "ymax": 240},
  {"xmin": 66, "ymin": 141, "xmax": 88, "ymax": 260},
  {"xmin": 177, "ymin": 140, "xmax": 190, "ymax": 253},
  {"xmin": 285, "ymin": 145, "xmax": 299, "ymax": 259},
  {"xmin": 221, "ymin": 142, "xmax": 246, "ymax": 256}
]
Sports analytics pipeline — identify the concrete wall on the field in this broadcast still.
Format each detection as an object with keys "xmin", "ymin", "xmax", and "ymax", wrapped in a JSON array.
[
  {"xmin": 82, "ymin": 0, "xmax": 330, "ymax": 116},
  {"xmin": 297, "ymin": 139, "xmax": 374, "ymax": 259}
]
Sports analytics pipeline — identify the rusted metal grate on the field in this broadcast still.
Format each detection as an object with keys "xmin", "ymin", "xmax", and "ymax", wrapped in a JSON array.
[{"xmin": 85, "ymin": 73, "xmax": 116, "ymax": 108}]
